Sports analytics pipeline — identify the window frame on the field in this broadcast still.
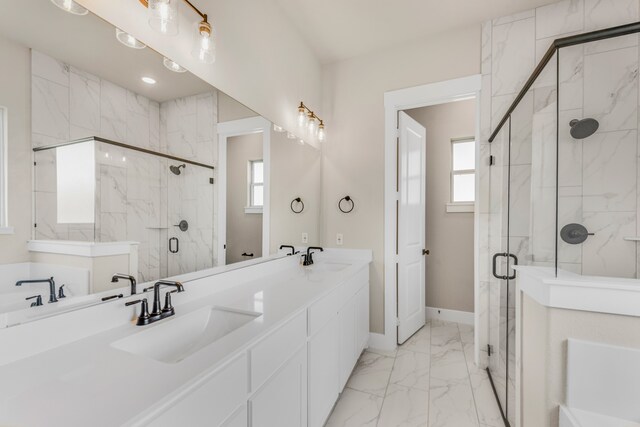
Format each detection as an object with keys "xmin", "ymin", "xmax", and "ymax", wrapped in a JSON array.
[
  {"xmin": 448, "ymin": 136, "xmax": 476, "ymax": 212},
  {"xmin": 0, "ymin": 106, "xmax": 11, "ymax": 234},
  {"xmin": 246, "ymin": 159, "xmax": 264, "ymax": 214}
]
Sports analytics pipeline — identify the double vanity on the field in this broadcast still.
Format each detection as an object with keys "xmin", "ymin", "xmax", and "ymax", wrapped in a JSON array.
[{"xmin": 0, "ymin": 248, "xmax": 372, "ymax": 427}]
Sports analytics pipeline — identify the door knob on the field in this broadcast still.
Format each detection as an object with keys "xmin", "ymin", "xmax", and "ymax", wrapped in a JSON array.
[{"xmin": 422, "ymin": 249, "xmax": 429, "ymax": 255}]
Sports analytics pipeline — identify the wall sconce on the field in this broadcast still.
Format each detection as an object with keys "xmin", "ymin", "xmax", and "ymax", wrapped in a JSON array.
[
  {"xmin": 139, "ymin": 0, "xmax": 215, "ymax": 64},
  {"xmin": 297, "ymin": 102, "xmax": 326, "ymax": 141}
]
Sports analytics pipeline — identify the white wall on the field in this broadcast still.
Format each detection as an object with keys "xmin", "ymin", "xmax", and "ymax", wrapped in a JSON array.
[
  {"xmin": 321, "ymin": 26, "xmax": 481, "ymax": 333},
  {"xmin": 405, "ymin": 99, "xmax": 476, "ymax": 313},
  {"xmin": 0, "ymin": 36, "xmax": 31, "ymax": 264},
  {"xmin": 77, "ymin": 0, "xmax": 323, "ymax": 137}
]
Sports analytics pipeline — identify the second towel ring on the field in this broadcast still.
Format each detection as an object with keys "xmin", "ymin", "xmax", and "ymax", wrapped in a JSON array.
[
  {"xmin": 338, "ymin": 195, "xmax": 355, "ymax": 213},
  {"xmin": 291, "ymin": 197, "xmax": 305, "ymax": 214}
]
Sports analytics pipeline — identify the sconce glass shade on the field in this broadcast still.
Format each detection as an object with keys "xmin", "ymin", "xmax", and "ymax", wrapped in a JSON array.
[
  {"xmin": 191, "ymin": 21, "xmax": 215, "ymax": 64},
  {"xmin": 307, "ymin": 114, "xmax": 317, "ymax": 135},
  {"xmin": 297, "ymin": 106, "xmax": 307, "ymax": 127},
  {"xmin": 116, "ymin": 29, "xmax": 146, "ymax": 49},
  {"xmin": 148, "ymin": 0, "xmax": 178, "ymax": 36},
  {"xmin": 50, "ymin": 0, "xmax": 88, "ymax": 15},
  {"xmin": 163, "ymin": 57, "xmax": 187, "ymax": 73},
  {"xmin": 317, "ymin": 123, "xmax": 326, "ymax": 141}
]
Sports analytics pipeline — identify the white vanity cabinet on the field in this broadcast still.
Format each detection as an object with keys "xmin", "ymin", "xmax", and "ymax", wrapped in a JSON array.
[{"xmin": 308, "ymin": 267, "xmax": 370, "ymax": 427}]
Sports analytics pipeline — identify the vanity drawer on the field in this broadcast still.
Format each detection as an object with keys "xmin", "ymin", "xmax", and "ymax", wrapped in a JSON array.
[
  {"xmin": 150, "ymin": 354, "xmax": 247, "ymax": 426},
  {"xmin": 340, "ymin": 267, "xmax": 368, "ymax": 306},
  {"xmin": 308, "ymin": 287, "xmax": 341, "ymax": 337},
  {"xmin": 249, "ymin": 311, "xmax": 306, "ymax": 392}
]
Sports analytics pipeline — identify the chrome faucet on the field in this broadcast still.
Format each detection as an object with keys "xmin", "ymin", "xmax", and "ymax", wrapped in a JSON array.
[
  {"xmin": 129, "ymin": 280, "xmax": 185, "ymax": 326},
  {"xmin": 111, "ymin": 273, "xmax": 137, "ymax": 295},
  {"xmin": 303, "ymin": 246, "xmax": 324, "ymax": 266},
  {"xmin": 16, "ymin": 277, "xmax": 58, "ymax": 303}
]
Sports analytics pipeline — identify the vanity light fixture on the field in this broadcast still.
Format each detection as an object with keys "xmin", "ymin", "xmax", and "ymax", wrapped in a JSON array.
[
  {"xmin": 297, "ymin": 102, "xmax": 326, "ymax": 140},
  {"xmin": 141, "ymin": 76, "xmax": 157, "ymax": 85},
  {"xmin": 115, "ymin": 28, "xmax": 146, "ymax": 49},
  {"xmin": 140, "ymin": 0, "xmax": 215, "ymax": 64},
  {"xmin": 50, "ymin": 0, "xmax": 88, "ymax": 15},
  {"xmin": 163, "ymin": 57, "xmax": 187, "ymax": 73}
]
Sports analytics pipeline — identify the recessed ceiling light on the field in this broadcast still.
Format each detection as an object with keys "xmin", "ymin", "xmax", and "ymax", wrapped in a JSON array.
[
  {"xmin": 116, "ymin": 28, "xmax": 146, "ymax": 49},
  {"xmin": 141, "ymin": 76, "xmax": 156, "ymax": 85},
  {"xmin": 163, "ymin": 57, "xmax": 187, "ymax": 73},
  {"xmin": 50, "ymin": 0, "xmax": 88, "ymax": 15}
]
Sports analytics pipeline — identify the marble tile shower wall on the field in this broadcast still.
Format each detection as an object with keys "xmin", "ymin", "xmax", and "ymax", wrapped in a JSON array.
[
  {"xmin": 32, "ymin": 51, "xmax": 218, "ymax": 282},
  {"xmin": 477, "ymin": 0, "xmax": 640, "ymax": 374}
]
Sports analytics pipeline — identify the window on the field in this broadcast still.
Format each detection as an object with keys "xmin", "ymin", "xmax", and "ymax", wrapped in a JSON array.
[
  {"xmin": 449, "ymin": 137, "xmax": 475, "ymax": 212},
  {"xmin": 246, "ymin": 159, "xmax": 264, "ymax": 213},
  {"xmin": 0, "ymin": 106, "xmax": 10, "ymax": 234}
]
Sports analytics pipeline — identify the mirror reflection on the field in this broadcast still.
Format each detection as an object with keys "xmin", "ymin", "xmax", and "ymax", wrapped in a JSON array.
[{"xmin": 0, "ymin": 0, "xmax": 321, "ymax": 326}]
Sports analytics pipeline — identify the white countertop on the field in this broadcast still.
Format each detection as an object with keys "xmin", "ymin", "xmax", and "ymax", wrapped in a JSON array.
[
  {"xmin": 515, "ymin": 266, "xmax": 640, "ymax": 317},
  {"xmin": 0, "ymin": 249, "xmax": 372, "ymax": 427}
]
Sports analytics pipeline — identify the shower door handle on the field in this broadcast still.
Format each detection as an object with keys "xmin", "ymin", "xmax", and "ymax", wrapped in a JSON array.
[
  {"xmin": 492, "ymin": 252, "xmax": 518, "ymax": 280},
  {"xmin": 169, "ymin": 237, "xmax": 179, "ymax": 254}
]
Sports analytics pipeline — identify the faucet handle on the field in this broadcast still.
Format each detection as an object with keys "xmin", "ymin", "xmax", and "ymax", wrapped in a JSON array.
[
  {"xmin": 26, "ymin": 295, "xmax": 43, "ymax": 307},
  {"xmin": 162, "ymin": 290, "xmax": 178, "ymax": 317},
  {"xmin": 58, "ymin": 284, "xmax": 66, "ymax": 299},
  {"xmin": 125, "ymin": 298, "xmax": 152, "ymax": 326}
]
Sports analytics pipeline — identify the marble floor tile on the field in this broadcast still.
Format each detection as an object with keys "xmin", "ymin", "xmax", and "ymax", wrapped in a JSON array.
[
  {"xmin": 390, "ymin": 349, "xmax": 430, "ymax": 391},
  {"xmin": 377, "ymin": 384, "xmax": 428, "ymax": 427},
  {"xmin": 429, "ymin": 379, "xmax": 479, "ymax": 427},
  {"xmin": 346, "ymin": 351, "xmax": 395, "ymax": 397},
  {"xmin": 324, "ymin": 388, "xmax": 383, "ymax": 427},
  {"xmin": 400, "ymin": 325, "xmax": 431, "ymax": 353}
]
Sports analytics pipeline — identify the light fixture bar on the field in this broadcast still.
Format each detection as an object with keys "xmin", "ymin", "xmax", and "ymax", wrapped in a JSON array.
[
  {"xmin": 140, "ymin": 0, "xmax": 207, "ymax": 22},
  {"xmin": 297, "ymin": 102, "xmax": 324, "ymax": 126}
]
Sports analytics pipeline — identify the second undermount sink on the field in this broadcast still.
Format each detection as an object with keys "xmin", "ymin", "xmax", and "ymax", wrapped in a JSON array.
[{"xmin": 111, "ymin": 306, "xmax": 261, "ymax": 363}]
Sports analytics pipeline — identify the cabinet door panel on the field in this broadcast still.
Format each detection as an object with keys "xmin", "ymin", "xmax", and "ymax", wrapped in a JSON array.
[
  {"xmin": 250, "ymin": 347, "xmax": 307, "ymax": 427},
  {"xmin": 357, "ymin": 284, "xmax": 370, "ymax": 353},
  {"xmin": 338, "ymin": 297, "xmax": 357, "ymax": 389},
  {"xmin": 308, "ymin": 316, "xmax": 340, "ymax": 427}
]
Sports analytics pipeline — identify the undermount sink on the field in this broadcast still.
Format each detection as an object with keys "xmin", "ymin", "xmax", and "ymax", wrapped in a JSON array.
[
  {"xmin": 309, "ymin": 262, "xmax": 350, "ymax": 272},
  {"xmin": 111, "ymin": 306, "xmax": 261, "ymax": 363}
]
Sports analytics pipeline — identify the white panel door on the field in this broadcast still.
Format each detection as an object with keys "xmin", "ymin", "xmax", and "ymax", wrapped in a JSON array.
[{"xmin": 397, "ymin": 111, "xmax": 426, "ymax": 344}]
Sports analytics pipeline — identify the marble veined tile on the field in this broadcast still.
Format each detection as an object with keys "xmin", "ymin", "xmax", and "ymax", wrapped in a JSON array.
[
  {"xmin": 325, "ymin": 388, "xmax": 382, "ymax": 427},
  {"xmin": 481, "ymin": 21, "xmax": 492, "ymax": 76},
  {"xmin": 390, "ymin": 349, "xmax": 430, "ymax": 391},
  {"xmin": 536, "ymin": 0, "xmax": 583, "ymax": 39},
  {"xmin": 100, "ymin": 164, "xmax": 127, "ymax": 214},
  {"xmin": 584, "ymin": 0, "xmax": 639, "ymax": 31},
  {"xmin": 377, "ymin": 384, "xmax": 428, "ymax": 427},
  {"xmin": 468, "ymin": 369, "xmax": 503, "ymax": 427},
  {"xmin": 400, "ymin": 325, "xmax": 430, "ymax": 353},
  {"xmin": 492, "ymin": 18, "xmax": 535, "ymax": 97},
  {"xmin": 492, "ymin": 9, "xmax": 534, "ymax": 26},
  {"xmin": 70, "ymin": 70, "xmax": 100, "ymax": 133},
  {"xmin": 100, "ymin": 80, "xmax": 127, "ymax": 142},
  {"xmin": 584, "ymin": 47, "xmax": 638, "ymax": 133},
  {"xmin": 149, "ymin": 101, "xmax": 160, "ymax": 151},
  {"xmin": 582, "ymin": 211, "xmax": 636, "ymax": 278},
  {"xmin": 583, "ymin": 130, "xmax": 637, "ymax": 212},
  {"xmin": 126, "ymin": 111, "xmax": 150, "ymax": 148},
  {"xmin": 31, "ymin": 50, "xmax": 69, "ymax": 87},
  {"xmin": 429, "ymin": 378, "xmax": 479, "ymax": 427},
  {"xmin": 346, "ymin": 351, "xmax": 394, "ymax": 397},
  {"xmin": 32, "ymin": 76, "xmax": 69, "ymax": 141},
  {"xmin": 126, "ymin": 90, "xmax": 150, "ymax": 116}
]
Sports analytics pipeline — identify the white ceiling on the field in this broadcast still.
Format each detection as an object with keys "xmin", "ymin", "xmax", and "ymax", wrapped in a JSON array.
[
  {"xmin": 0, "ymin": 0, "xmax": 215, "ymax": 102},
  {"xmin": 274, "ymin": 0, "xmax": 559, "ymax": 64}
]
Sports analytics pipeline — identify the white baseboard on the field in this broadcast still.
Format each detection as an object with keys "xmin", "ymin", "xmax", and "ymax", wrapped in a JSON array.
[
  {"xmin": 368, "ymin": 332, "xmax": 396, "ymax": 352},
  {"xmin": 426, "ymin": 306, "xmax": 474, "ymax": 326}
]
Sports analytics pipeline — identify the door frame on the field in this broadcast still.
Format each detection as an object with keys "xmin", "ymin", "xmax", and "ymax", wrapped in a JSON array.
[
  {"xmin": 381, "ymin": 75, "xmax": 481, "ymax": 357},
  {"xmin": 217, "ymin": 116, "xmax": 271, "ymax": 266}
]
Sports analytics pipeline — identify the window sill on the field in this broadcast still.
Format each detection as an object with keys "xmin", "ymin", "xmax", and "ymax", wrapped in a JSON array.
[
  {"xmin": 244, "ymin": 206, "xmax": 263, "ymax": 214},
  {"xmin": 446, "ymin": 202, "xmax": 474, "ymax": 213},
  {"xmin": 0, "ymin": 226, "xmax": 14, "ymax": 235}
]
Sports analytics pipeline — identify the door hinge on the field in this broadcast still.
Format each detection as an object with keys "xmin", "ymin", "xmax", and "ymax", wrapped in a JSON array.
[
  {"xmin": 489, "ymin": 155, "xmax": 495, "ymax": 166},
  {"xmin": 487, "ymin": 344, "xmax": 493, "ymax": 356},
  {"xmin": 209, "ymin": 177, "xmax": 214, "ymax": 184},
  {"xmin": 395, "ymin": 128, "xmax": 400, "ymax": 139}
]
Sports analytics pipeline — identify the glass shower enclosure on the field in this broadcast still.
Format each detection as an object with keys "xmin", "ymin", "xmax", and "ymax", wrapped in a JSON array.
[{"xmin": 485, "ymin": 22, "xmax": 640, "ymax": 426}]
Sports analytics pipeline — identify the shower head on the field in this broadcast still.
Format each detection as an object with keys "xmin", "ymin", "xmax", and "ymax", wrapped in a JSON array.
[
  {"xmin": 169, "ymin": 164, "xmax": 186, "ymax": 175},
  {"xmin": 569, "ymin": 118, "xmax": 599, "ymax": 139}
]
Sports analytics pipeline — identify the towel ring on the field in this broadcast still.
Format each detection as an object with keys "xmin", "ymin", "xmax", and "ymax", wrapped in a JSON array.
[
  {"xmin": 290, "ymin": 197, "xmax": 305, "ymax": 214},
  {"xmin": 338, "ymin": 195, "xmax": 355, "ymax": 213}
]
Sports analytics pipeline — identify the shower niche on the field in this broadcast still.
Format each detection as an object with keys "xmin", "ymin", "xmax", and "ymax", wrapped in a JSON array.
[{"xmin": 34, "ymin": 136, "xmax": 215, "ymax": 282}]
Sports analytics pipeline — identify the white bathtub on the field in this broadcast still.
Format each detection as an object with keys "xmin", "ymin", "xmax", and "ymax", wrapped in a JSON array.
[
  {"xmin": 560, "ymin": 339, "xmax": 640, "ymax": 427},
  {"xmin": 0, "ymin": 263, "xmax": 90, "ymax": 326}
]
